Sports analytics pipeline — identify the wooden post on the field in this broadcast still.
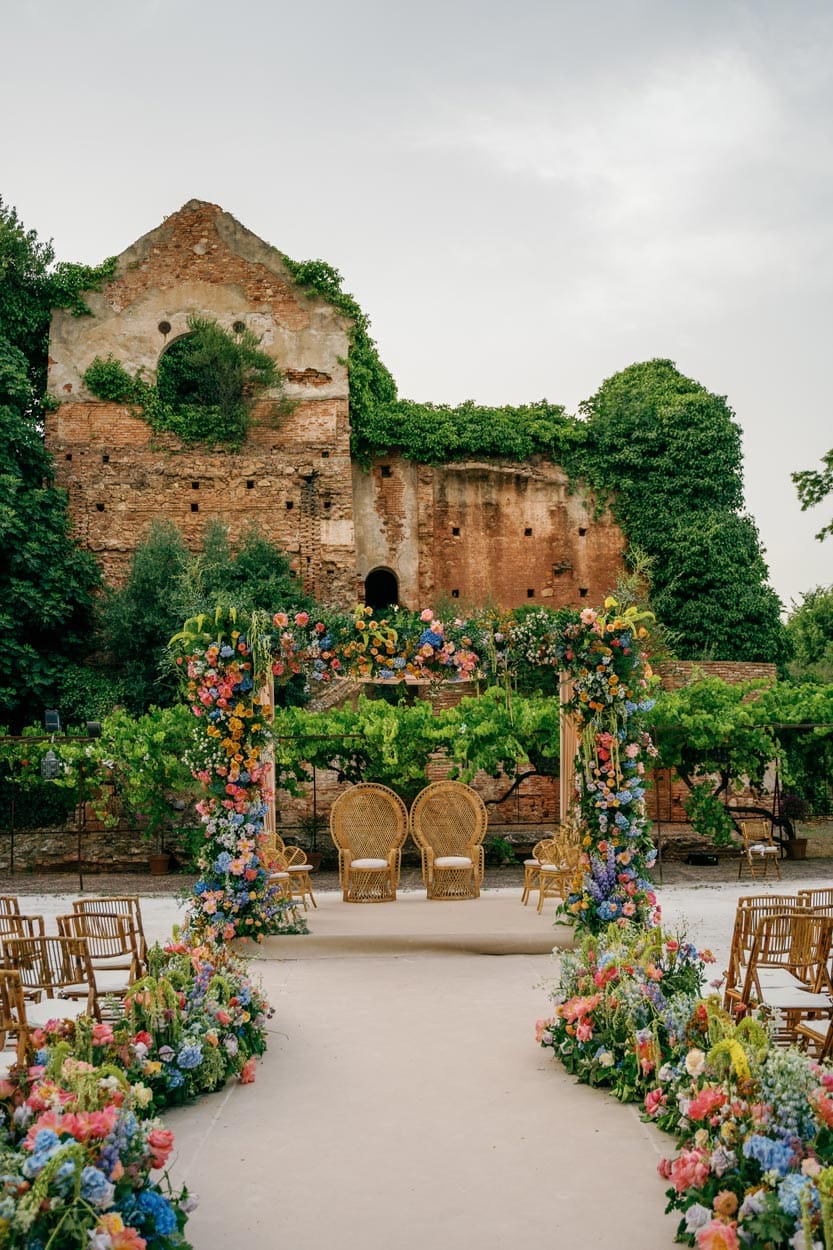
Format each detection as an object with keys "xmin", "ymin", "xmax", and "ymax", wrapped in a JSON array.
[{"xmin": 559, "ymin": 671, "xmax": 576, "ymax": 827}]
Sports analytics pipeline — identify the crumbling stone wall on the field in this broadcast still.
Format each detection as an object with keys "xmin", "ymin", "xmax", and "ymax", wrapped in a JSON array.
[{"xmin": 45, "ymin": 201, "xmax": 357, "ymax": 602}]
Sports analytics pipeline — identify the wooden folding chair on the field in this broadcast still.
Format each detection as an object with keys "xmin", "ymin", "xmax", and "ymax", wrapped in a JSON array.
[
  {"xmin": 0, "ymin": 913, "xmax": 45, "ymax": 939},
  {"xmin": 72, "ymin": 897, "xmax": 147, "ymax": 968},
  {"xmin": 1, "ymin": 935, "xmax": 98, "ymax": 1026},
  {"xmin": 738, "ymin": 819, "xmax": 782, "ymax": 881},
  {"xmin": 723, "ymin": 894, "xmax": 801, "ymax": 1011},
  {"xmin": 521, "ymin": 839, "xmax": 551, "ymax": 906},
  {"xmin": 0, "ymin": 897, "xmax": 21, "ymax": 918},
  {"xmin": 0, "ymin": 968, "xmax": 28, "ymax": 1071},
  {"xmin": 739, "ymin": 911, "xmax": 833, "ymax": 1043},
  {"xmin": 536, "ymin": 830, "xmax": 582, "ymax": 914},
  {"xmin": 58, "ymin": 912, "xmax": 139, "ymax": 1015}
]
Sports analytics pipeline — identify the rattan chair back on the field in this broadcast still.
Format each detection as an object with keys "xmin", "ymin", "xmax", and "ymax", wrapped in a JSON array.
[
  {"xmin": 740, "ymin": 911, "xmax": 831, "ymax": 1005},
  {"xmin": 2, "ymin": 934, "xmax": 92, "ymax": 997},
  {"xmin": 330, "ymin": 783, "xmax": 409, "ymax": 861},
  {"xmin": 0, "ymin": 897, "xmax": 20, "ymax": 918},
  {"xmin": 410, "ymin": 781, "xmax": 488, "ymax": 900},
  {"xmin": 60, "ymin": 911, "xmax": 139, "ymax": 971},
  {"xmin": 798, "ymin": 888, "xmax": 833, "ymax": 914}
]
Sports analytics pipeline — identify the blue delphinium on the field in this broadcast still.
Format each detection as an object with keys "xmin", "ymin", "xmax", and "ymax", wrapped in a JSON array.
[{"xmin": 742, "ymin": 1134, "xmax": 795, "ymax": 1177}]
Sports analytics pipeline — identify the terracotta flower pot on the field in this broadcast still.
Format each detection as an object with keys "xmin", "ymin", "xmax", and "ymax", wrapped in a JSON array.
[{"xmin": 148, "ymin": 852, "xmax": 172, "ymax": 875}]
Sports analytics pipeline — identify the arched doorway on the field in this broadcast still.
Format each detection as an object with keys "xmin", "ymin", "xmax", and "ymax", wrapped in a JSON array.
[{"xmin": 364, "ymin": 567, "xmax": 399, "ymax": 610}]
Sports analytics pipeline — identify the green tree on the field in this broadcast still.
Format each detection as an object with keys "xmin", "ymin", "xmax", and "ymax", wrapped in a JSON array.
[
  {"xmin": 562, "ymin": 359, "xmax": 787, "ymax": 663},
  {"xmin": 99, "ymin": 518, "xmax": 312, "ymax": 714},
  {"xmin": 0, "ymin": 196, "xmax": 115, "ymax": 395},
  {"xmin": 793, "ymin": 447, "xmax": 833, "ymax": 541},
  {"xmin": 0, "ymin": 339, "xmax": 100, "ymax": 724},
  {"xmin": 784, "ymin": 585, "xmax": 833, "ymax": 684}
]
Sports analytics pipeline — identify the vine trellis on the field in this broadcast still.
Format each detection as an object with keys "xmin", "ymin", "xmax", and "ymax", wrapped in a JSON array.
[{"xmin": 172, "ymin": 598, "xmax": 658, "ymax": 940}]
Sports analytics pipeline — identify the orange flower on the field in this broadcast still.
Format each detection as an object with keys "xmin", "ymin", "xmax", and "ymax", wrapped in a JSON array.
[{"xmin": 95, "ymin": 1215, "xmax": 147, "ymax": 1250}]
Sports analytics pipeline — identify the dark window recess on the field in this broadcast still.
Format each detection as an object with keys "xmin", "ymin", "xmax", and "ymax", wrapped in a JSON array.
[
  {"xmin": 246, "ymin": 480, "xmax": 255, "ymax": 489},
  {"xmin": 321, "ymin": 450, "xmax": 330, "ymax": 459},
  {"xmin": 191, "ymin": 481, "xmax": 199, "ymax": 490},
  {"xmin": 286, "ymin": 500, "xmax": 294, "ymax": 510},
  {"xmin": 380, "ymin": 464, "xmax": 392, "ymax": 478},
  {"xmin": 65, "ymin": 453, "xmax": 72, "ymax": 461},
  {"xmin": 232, "ymin": 321, "xmax": 246, "ymax": 334},
  {"xmin": 451, "ymin": 589, "xmax": 460, "ymax": 599},
  {"xmin": 452, "ymin": 526, "xmax": 460, "ymax": 536},
  {"xmin": 95, "ymin": 503, "xmax": 105, "ymax": 512},
  {"xmin": 527, "ymin": 588, "xmax": 535, "ymax": 598},
  {"xmin": 579, "ymin": 587, "xmax": 589, "ymax": 598},
  {"xmin": 524, "ymin": 527, "xmax": 533, "ymax": 536},
  {"xmin": 158, "ymin": 320, "xmax": 171, "ymax": 335},
  {"xmin": 578, "ymin": 527, "xmax": 587, "ymax": 537},
  {"xmin": 323, "ymin": 500, "xmax": 332, "ymax": 509},
  {"xmin": 102, "ymin": 454, "xmax": 109, "ymax": 464},
  {"xmin": 364, "ymin": 568, "xmax": 399, "ymax": 609},
  {"xmin": 191, "ymin": 502, "xmax": 199, "ymax": 513}
]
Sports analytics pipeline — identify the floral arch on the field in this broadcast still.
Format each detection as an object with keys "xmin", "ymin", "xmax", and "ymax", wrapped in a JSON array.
[{"xmin": 173, "ymin": 600, "xmax": 658, "ymax": 940}]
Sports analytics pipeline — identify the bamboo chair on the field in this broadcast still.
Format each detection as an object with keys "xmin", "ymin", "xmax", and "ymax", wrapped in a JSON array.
[
  {"xmin": 536, "ymin": 830, "xmax": 582, "ymax": 914},
  {"xmin": 521, "ymin": 839, "xmax": 551, "ymax": 906},
  {"xmin": 409, "ymin": 781, "xmax": 488, "ymax": 901},
  {"xmin": 739, "ymin": 911, "xmax": 833, "ymax": 1042},
  {"xmin": 795, "ymin": 1016, "xmax": 833, "ymax": 1061},
  {"xmin": 72, "ymin": 896, "xmax": 147, "ymax": 967},
  {"xmin": 0, "ymin": 897, "xmax": 21, "ymax": 918},
  {"xmin": 57, "ymin": 912, "xmax": 139, "ymax": 1014},
  {"xmin": 0, "ymin": 913, "xmax": 45, "ymax": 939},
  {"xmin": 329, "ymin": 783, "xmax": 409, "ymax": 902},
  {"xmin": 1, "ymin": 935, "xmax": 98, "ymax": 1026},
  {"xmin": 271, "ymin": 836, "xmax": 316, "ymax": 910},
  {"xmin": 738, "ymin": 819, "xmax": 782, "ymax": 881},
  {"xmin": 798, "ymin": 888, "xmax": 833, "ymax": 915},
  {"xmin": 0, "ymin": 969, "xmax": 28, "ymax": 1071},
  {"xmin": 723, "ymin": 894, "xmax": 802, "ymax": 1011}
]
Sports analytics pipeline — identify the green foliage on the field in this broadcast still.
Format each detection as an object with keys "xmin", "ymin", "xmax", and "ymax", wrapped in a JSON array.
[
  {"xmin": 560, "ymin": 359, "xmax": 787, "ymax": 664},
  {"xmin": 785, "ymin": 585, "xmax": 833, "ymax": 683},
  {"xmin": 682, "ymin": 781, "xmax": 737, "ymax": 847},
  {"xmin": 355, "ymin": 397, "xmax": 571, "ymax": 465},
  {"xmin": 0, "ymin": 195, "xmax": 116, "ymax": 395},
  {"xmin": 84, "ymin": 315, "xmax": 284, "ymax": 448},
  {"xmin": 649, "ymin": 674, "xmax": 833, "ymax": 828},
  {"xmin": 98, "ymin": 518, "xmax": 312, "ymax": 714},
  {"xmin": 793, "ymin": 446, "xmax": 833, "ymax": 541},
  {"xmin": 0, "ymin": 338, "xmax": 100, "ymax": 726}
]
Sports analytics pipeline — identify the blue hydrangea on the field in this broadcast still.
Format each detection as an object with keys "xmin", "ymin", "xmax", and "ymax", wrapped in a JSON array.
[
  {"xmin": 137, "ymin": 1188, "xmax": 179, "ymax": 1235},
  {"xmin": 177, "ymin": 1042, "xmax": 203, "ymax": 1070},
  {"xmin": 742, "ymin": 1134, "xmax": 795, "ymax": 1177},
  {"xmin": 214, "ymin": 851, "xmax": 232, "ymax": 873},
  {"xmin": 80, "ymin": 1165, "xmax": 115, "ymax": 1207},
  {"xmin": 167, "ymin": 1069, "xmax": 185, "ymax": 1089},
  {"xmin": 777, "ymin": 1172, "xmax": 818, "ymax": 1217}
]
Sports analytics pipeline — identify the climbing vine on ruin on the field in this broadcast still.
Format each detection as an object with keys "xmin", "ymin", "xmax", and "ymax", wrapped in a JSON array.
[{"xmin": 83, "ymin": 314, "xmax": 287, "ymax": 448}]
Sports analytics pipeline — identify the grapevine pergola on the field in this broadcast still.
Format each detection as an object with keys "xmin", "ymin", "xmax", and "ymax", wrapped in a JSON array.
[{"xmin": 174, "ymin": 599, "xmax": 658, "ymax": 940}]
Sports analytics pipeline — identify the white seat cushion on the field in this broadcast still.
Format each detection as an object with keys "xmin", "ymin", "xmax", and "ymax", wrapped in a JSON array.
[
  {"xmin": 350, "ymin": 858, "xmax": 390, "ymax": 870},
  {"xmin": 763, "ymin": 988, "xmax": 833, "ymax": 1010},
  {"xmin": 434, "ymin": 856, "xmax": 472, "ymax": 868},
  {"xmin": 750, "ymin": 844, "xmax": 779, "ymax": 854},
  {"xmin": 540, "ymin": 864, "xmax": 567, "ymax": 874},
  {"xmin": 757, "ymin": 969, "xmax": 805, "ymax": 990},
  {"xmin": 269, "ymin": 872, "xmax": 290, "ymax": 880},
  {"xmin": 289, "ymin": 864, "xmax": 312, "ymax": 873},
  {"xmin": 523, "ymin": 859, "xmax": 540, "ymax": 867},
  {"xmin": 27, "ymin": 997, "xmax": 90, "ymax": 1026}
]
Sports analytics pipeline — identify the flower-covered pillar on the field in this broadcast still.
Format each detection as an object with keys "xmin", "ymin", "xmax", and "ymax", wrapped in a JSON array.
[
  {"xmin": 174, "ymin": 607, "xmax": 339, "ymax": 942},
  {"xmin": 557, "ymin": 600, "xmax": 659, "ymax": 932}
]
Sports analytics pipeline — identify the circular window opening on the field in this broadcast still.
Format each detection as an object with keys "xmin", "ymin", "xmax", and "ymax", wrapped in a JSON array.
[
  {"xmin": 232, "ymin": 320, "xmax": 246, "ymax": 334},
  {"xmin": 158, "ymin": 320, "xmax": 172, "ymax": 336},
  {"xmin": 364, "ymin": 568, "xmax": 399, "ymax": 610}
]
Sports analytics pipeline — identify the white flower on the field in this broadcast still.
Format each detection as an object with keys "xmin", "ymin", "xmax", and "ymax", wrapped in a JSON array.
[
  {"xmin": 684, "ymin": 1204, "xmax": 711, "ymax": 1233},
  {"xmin": 684, "ymin": 1048, "xmax": 706, "ymax": 1077},
  {"xmin": 598, "ymin": 1051, "xmax": 615, "ymax": 1068}
]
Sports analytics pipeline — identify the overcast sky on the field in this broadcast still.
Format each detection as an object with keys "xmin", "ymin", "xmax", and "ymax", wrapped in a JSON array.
[{"xmin": 3, "ymin": 0, "xmax": 831, "ymax": 610}]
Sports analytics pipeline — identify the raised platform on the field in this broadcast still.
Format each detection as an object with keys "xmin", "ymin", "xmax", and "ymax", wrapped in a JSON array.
[{"xmin": 238, "ymin": 889, "xmax": 576, "ymax": 958}]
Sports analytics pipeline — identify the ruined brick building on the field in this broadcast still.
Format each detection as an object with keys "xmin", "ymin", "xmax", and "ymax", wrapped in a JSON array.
[{"xmin": 45, "ymin": 201, "xmax": 626, "ymax": 609}]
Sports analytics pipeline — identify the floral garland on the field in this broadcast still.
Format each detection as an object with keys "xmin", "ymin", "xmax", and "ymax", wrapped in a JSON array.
[
  {"xmin": 339, "ymin": 606, "xmax": 479, "ymax": 683},
  {"xmin": 556, "ymin": 599, "xmax": 659, "ymax": 932}
]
